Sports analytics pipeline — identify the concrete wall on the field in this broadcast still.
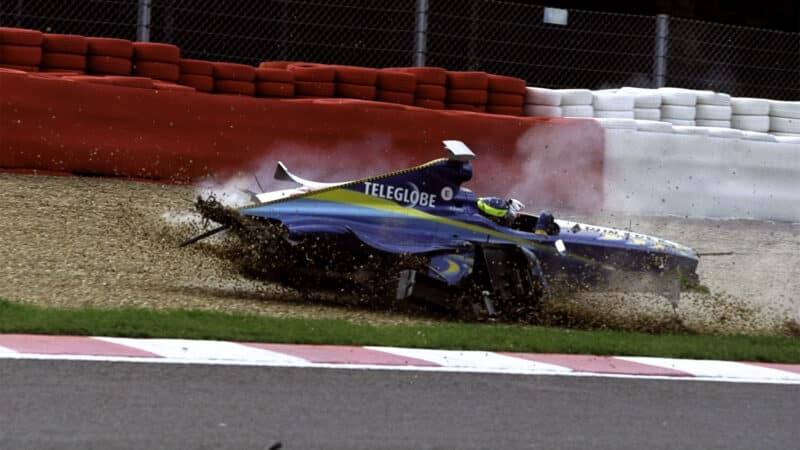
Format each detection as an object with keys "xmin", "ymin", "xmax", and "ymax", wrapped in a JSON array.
[{"xmin": 603, "ymin": 128, "xmax": 800, "ymax": 221}]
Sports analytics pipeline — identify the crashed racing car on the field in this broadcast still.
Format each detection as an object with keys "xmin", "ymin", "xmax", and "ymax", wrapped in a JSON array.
[{"xmin": 184, "ymin": 140, "xmax": 699, "ymax": 319}]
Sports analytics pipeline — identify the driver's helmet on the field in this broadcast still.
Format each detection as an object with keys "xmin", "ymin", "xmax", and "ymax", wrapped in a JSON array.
[{"xmin": 477, "ymin": 197, "xmax": 524, "ymax": 224}]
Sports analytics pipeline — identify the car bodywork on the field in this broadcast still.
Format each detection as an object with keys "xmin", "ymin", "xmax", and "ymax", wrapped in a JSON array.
[{"xmin": 186, "ymin": 140, "xmax": 699, "ymax": 318}]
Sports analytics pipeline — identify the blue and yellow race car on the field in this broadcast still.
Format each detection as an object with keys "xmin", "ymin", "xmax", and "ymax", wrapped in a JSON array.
[{"xmin": 187, "ymin": 140, "xmax": 699, "ymax": 319}]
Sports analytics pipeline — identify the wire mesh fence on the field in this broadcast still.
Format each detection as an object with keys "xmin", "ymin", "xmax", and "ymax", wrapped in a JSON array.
[
  {"xmin": 426, "ymin": 1, "xmax": 658, "ymax": 90},
  {"xmin": 666, "ymin": 17, "xmax": 800, "ymax": 100},
  {"xmin": 0, "ymin": 0, "xmax": 138, "ymax": 40},
  {"xmin": 148, "ymin": 0, "xmax": 417, "ymax": 67},
  {"xmin": 1, "ymin": 0, "xmax": 798, "ymax": 99}
]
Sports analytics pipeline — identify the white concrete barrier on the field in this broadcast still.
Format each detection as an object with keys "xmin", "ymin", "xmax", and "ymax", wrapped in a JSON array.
[{"xmin": 602, "ymin": 127, "xmax": 800, "ymax": 221}]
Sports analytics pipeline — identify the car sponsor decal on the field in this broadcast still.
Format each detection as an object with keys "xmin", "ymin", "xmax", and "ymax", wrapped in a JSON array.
[{"xmin": 363, "ymin": 181, "xmax": 437, "ymax": 208}]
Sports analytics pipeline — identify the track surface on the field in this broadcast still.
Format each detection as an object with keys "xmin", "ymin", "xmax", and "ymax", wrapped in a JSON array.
[
  {"xmin": 0, "ymin": 173, "xmax": 798, "ymax": 331},
  {"xmin": 0, "ymin": 359, "xmax": 797, "ymax": 450}
]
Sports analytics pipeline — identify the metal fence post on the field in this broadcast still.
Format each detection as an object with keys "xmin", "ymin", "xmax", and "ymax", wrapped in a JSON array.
[
  {"xmin": 413, "ymin": 0, "xmax": 429, "ymax": 66},
  {"xmin": 653, "ymin": 14, "xmax": 669, "ymax": 88},
  {"xmin": 136, "ymin": 0, "xmax": 151, "ymax": 42}
]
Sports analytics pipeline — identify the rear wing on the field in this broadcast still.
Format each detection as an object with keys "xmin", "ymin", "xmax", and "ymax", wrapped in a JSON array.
[{"xmin": 443, "ymin": 140, "xmax": 476, "ymax": 161}]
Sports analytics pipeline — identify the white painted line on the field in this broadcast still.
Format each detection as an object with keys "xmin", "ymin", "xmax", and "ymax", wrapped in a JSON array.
[
  {"xmin": 0, "ymin": 344, "xmax": 17, "ymax": 354},
  {"xmin": 94, "ymin": 337, "xmax": 310, "ymax": 366},
  {"xmin": 1, "ymin": 352, "xmax": 799, "ymax": 385},
  {"xmin": 618, "ymin": 357, "xmax": 800, "ymax": 382},
  {"xmin": 369, "ymin": 347, "xmax": 572, "ymax": 373}
]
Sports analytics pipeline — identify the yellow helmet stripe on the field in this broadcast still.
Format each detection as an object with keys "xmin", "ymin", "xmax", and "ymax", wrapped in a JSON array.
[{"xmin": 477, "ymin": 198, "xmax": 507, "ymax": 218}]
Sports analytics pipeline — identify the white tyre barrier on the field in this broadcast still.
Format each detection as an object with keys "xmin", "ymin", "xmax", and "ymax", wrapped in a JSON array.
[
  {"xmin": 635, "ymin": 120, "xmax": 673, "ymax": 133},
  {"xmin": 741, "ymin": 131, "xmax": 778, "ymax": 142},
  {"xmin": 696, "ymin": 91, "xmax": 731, "ymax": 106},
  {"xmin": 731, "ymin": 97, "xmax": 770, "ymax": 115},
  {"xmin": 776, "ymin": 135, "xmax": 800, "ymax": 143},
  {"xmin": 661, "ymin": 118, "xmax": 695, "ymax": 126},
  {"xmin": 696, "ymin": 119, "xmax": 732, "ymax": 128},
  {"xmin": 557, "ymin": 89, "xmax": 593, "ymax": 105},
  {"xmin": 770, "ymin": 116, "xmax": 800, "ymax": 133},
  {"xmin": 592, "ymin": 92, "xmax": 635, "ymax": 110},
  {"xmin": 619, "ymin": 87, "xmax": 662, "ymax": 108},
  {"xmin": 561, "ymin": 105, "xmax": 594, "ymax": 117},
  {"xmin": 595, "ymin": 118, "xmax": 638, "ymax": 129},
  {"xmin": 523, "ymin": 104, "xmax": 562, "ymax": 117},
  {"xmin": 673, "ymin": 126, "xmax": 710, "ymax": 136},
  {"xmin": 661, "ymin": 105, "xmax": 697, "ymax": 120},
  {"xmin": 658, "ymin": 87, "xmax": 697, "ymax": 106},
  {"xmin": 731, "ymin": 114, "xmax": 770, "ymax": 132},
  {"xmin": 702, "ymin": 127, "xmax": 745, "ymax": 139},
  {"xmin": 633, "ymin": 107, "xmax": 661, "ymax": 120},
  {"xmin": 769, "ymin": 100, "xmax": 800, "ymax": 119},
  {"xmin": 594, "ymin": 109, "xmax": 635, "ymax": 119},
  {"xmin": 695, "ymin": 104, "xmax": 732, "ymax": 120},
  {"xmin": 524, "ymin": 87, "xmax": 561, "ymax": 106}
]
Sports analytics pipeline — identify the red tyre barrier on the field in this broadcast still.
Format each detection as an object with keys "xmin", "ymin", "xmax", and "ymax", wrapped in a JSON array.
[
  {"xmin": 446, "ymin": 71, "xmax": 488, "ymax": 89},
  {"xmin": 377, "ymin": 89, "xmax": 414, "ymax": 105},
  {"xmin": 395, "ymin": 66, "xmax": 446, "ymax": 84},
  {"xmin": 38, "ymin": 69, "xmax": 82, "ymax": 75},
  {"xmin": 336, "ymin": 83, "xmax": 376, "ymax": 100},
  {"xmin": 487, "ymin": 92, "xmax": 524, "ymax": 107},
  {"xmin": 87, "ymin": 37, "xmax": 133, "ymax": 58},
  {"xmin": 0, "ymin": 64, "xmax": 38, "ymax": 72},
  {"xmin": 64, "ymin": 75, "xmax": 155, "ymax": 90},
  {"xmin": 42, "ymin": 52, "xmax": 86, "ymax": 71},
  {"xmin": 255, "ymin": 81, "xmax": 295, "ymax": 97},
  {"xmin": 0, "ymin": 27, "xmax": 43, "ymax": 46},
  {"xmin": 255, "ymin": 68, "xmax": 294, "ymax": 83},
  {"xmin": 447, "ymin": 103, "xmax": 486, "ymax": 112},
  {"xmin": 0, "ymin": 70, "xmax": 606, "ymax": 211},
  {"xmin": 214, "ymin": 79, "xmax": 256, "ymax": 96},
  {"xmin": 179, "ymin": 58, "xmax": 213, "ymax": 76},
  {"xmin": 213, "ymin": 62, "xmax": 256, "ymax": 82},
  {"xmin": 415, "ymin": 83, "xmax": 446, "ymax": 100},
  {"xmin": 42, "ymin": 34, "xmax": 88, "ymax": 54},
  {"xmin": 334, "ymin": 65, "xmax": 377, "ymax": 85},
  {"xmin": 106, "ymin": 76, "xmax": 156, "ymax": 89},
  {"xmin": 133, "ymin": 60, "xmax": 180, "ymax": 81},
  {"xmin": 132, "ymin": 42, "xmax": 180, "ymax": 63},
  {"xmin": 179, "ymin": 73, "xmax": 214, "ymax": 92},
  {"xmin": 87, "ymin": 55, "xmax": 132, "ymax": 75},
  {"xmin": 294, "ymin": 80, "xmax": 335, "ymax": 97},
  {"xmin": 487, "ymin": 74, "xmax": 526, "ymax": 94},
  {"xmin": 289, "ymin": 63, "xmax": 335, "ymax": 82},
  {"xmin": 0, "ymin": 44, "xmax": 42, "ymax": 66},
  {"xmin": 377, "ymin": 69, "xmax": 415, "ymax": 92},
  {"xmin": 486, "ymin": 105, "xmax": 523, "ymax": 116},
  {"xmin": 259, "ymin": 61, "xmax": 295, "ymax": 69},
  {"xmin": 414, "ymin": 98, "xmax": 445, "ymax": 109},
  {"xmin": 153, "ymin": 80, "xmax": 196, "ymax": 92},
  {"xmin": 446, "ymin": 88, "xmax": 488, "ymax": 105}
]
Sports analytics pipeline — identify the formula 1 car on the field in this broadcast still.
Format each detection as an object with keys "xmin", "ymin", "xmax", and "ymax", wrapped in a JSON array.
[{"xmin": 184, "ymin": 140, "xmax": 699, "ymax": 319}]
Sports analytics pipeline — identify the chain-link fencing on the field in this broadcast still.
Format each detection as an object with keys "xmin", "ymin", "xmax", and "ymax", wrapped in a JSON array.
[
  {"xmin": 1, "ymin": 0, "xmax": 798, "ymax": 99},
  {"xmin": 0, "ymin": 0, "xmax": 138, "ymax": 40},
  {"xmin": 666, "ymin": 17, "xmax": 800, "ymax": 100}
]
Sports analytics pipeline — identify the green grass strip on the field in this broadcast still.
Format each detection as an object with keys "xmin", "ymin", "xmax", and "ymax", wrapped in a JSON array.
[{"xmin": 1, "ymin": 299, "xmax": 798, "ymax": 363}]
